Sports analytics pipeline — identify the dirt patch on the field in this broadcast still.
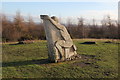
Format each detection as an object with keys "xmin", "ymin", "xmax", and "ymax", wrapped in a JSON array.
[
  {"xmin": 9, "ymin": 41, "xmax": 34, "ymax": 45},
  {"xmin": 104, "ymin": 41, "xmax": 113, "ymax": 43},
  {"xmin": 73, "ymin": 61, "xmax": 94, "ymax": 67},
  {"xmin": 73, "ymin": 62, "xmax": 89, "ymax": 67},
  {"xmin": 81, "ymin": 41, "xmax": 96, "ymax": 44},
  {"xmin": 72, "ymin": 54, "xmax": 96, "ymax": 67},
  {"xmin": 80, "ymin": 54, "xmax": 96, "ymax": 59},
  {"xmin": 104, "ymin": 41, "xmax": 120, "ymax": 44}
]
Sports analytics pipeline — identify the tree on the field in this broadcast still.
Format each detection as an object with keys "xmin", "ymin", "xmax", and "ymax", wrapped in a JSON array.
[
  {"xmin": 2, "ymin": 13, "xmax": 14, "ymax": 42},
  {"xmin": 2, "ymin": 13, "xmax": 119, "ymax": 42},
  {"xmin": 78, "ymin": 17, "xmax": 87, "ymax": 38},
  {"xmin": 12, "ymin": 11, "xmax": 26, "ymax": 41}
]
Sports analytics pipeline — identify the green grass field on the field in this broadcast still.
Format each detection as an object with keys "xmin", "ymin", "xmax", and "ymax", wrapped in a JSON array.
[{"xmin": 2, "ymin": 39, "xmax": 119, "ymax": 79}]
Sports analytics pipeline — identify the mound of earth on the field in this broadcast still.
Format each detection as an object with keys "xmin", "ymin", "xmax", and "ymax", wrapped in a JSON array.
[
  {"xmin": 18, "ymin": 41, "xmax": 34, "ymax": 44},
  {"xmin": 81, "ymin": 41, "xmax": 96, "ymax": 44},
  {"xmin": 104, "ymin": 41, "xmax": 112, "ymax": 43}
]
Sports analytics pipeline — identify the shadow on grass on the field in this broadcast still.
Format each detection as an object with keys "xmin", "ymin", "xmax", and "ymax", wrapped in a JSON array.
[
  {"xmin": 2, "ymin": 59, "xmax": 50, "ymax": 67},
  {"xmin": 2, "ymin": 54, "xmax": 97, "ymax": 67}
]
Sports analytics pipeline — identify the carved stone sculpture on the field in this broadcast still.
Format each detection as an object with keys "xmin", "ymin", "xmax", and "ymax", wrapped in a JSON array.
[{"xmin": 40, "ymin": 15, "xmax": 77, "ymax": 62}]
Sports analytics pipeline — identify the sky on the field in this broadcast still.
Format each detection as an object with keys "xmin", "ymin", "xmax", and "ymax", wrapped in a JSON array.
[
  {"xmin": 1, "ymin": 0, "xmax": 119, "ymax": 2},
  {"xmin": 2, "ymin": 1, "xmax": 118, "ymax": 24}
]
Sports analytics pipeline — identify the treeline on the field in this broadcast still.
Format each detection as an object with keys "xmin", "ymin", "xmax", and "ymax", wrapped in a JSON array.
[
  {"xmin": 2, "ymin": 12, "xmax": 45, "ymax": 42},
  {"xmin": 1, "ymin": 12, "xmax": 119, "ymax": 42},
  {"xmin": 66, "ymin": 17, "xmax": 118, "ymax": 39}
]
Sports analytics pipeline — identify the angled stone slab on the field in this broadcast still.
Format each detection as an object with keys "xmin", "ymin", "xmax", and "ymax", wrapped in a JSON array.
[{"xmin": 40, "ymin": 15, "xmax": 77, "ymax": 62}]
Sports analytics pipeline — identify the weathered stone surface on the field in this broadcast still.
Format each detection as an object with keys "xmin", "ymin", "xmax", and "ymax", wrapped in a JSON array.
[{"xmin": 40, "ymin": 15, "xmax": 78, "ymax": 62}]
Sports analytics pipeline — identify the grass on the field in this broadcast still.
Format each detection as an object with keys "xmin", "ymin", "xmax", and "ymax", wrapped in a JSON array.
[{"xmin": 2, "ymin": 39, "xmax": 119, "ymax": 79}]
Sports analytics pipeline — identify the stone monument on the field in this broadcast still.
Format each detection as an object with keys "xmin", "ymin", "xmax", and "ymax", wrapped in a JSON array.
[{"xmin": 40, "ymin": 15, "xmax": 78, "ymax": 62}]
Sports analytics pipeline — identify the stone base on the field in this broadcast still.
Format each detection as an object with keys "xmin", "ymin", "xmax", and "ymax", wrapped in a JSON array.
[{"xmin": 57, "ymin": 54, "xmax": 81, "ymax": 62}]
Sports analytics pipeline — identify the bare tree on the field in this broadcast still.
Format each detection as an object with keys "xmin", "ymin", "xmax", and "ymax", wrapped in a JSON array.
[
  {"xmin": 2, "ymin": 13, "xmax": 119, "ymax": 42},
  {"xmin": 78, "ymin": 17, "xmax": 85, "ymax": 38}
]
